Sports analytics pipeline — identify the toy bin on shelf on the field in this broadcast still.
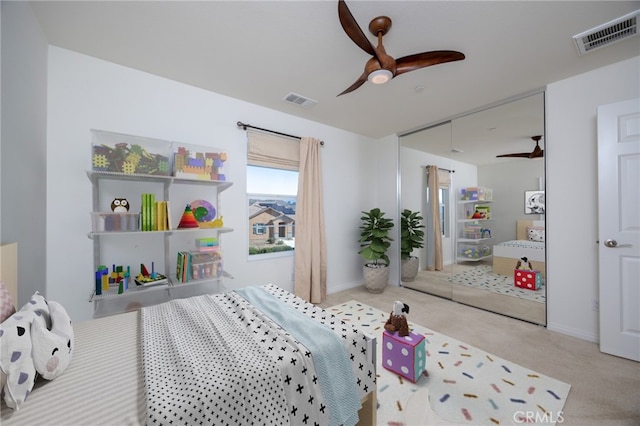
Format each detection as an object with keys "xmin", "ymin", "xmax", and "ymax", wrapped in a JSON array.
[
  {"xmin": 458, "ymin": 243, "xmax": 492, "ymax": 259},
  {"xmin": 176, "ymin": 251, "xmax": 223, "ymax": 283},
  {"xmin": 514, "ymin": 269, "xmax": 543, "ymax": 290},
  {"xmin": 463, "ymin": 225, "xmax": 483, "ymax": 239},
  {"xmin": 91, "ymin": 212, "xmax": 140, "ymax": 232},
  {"xmin": 459, "ymin": 186, "xmax": 493, "ymax": 201},
  {"xmin": 91, "ymin": 129, "xmax": 172, "ymax": 176},
  {"xmin": 171, "ymin": 142, "xmax": 229, "ymax": 181},
  {"xmin": 382, "ymin": 330, "xmax": 426, "ymax": 383},
  {"xmin": 189, "ymin": 251, "xmax": 223, "ymax": 281}
]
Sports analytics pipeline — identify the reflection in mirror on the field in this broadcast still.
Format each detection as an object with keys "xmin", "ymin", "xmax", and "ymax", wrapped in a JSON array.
[
  {"xmin": 399, "ymin": 92, "xmax": 546, "ymax": 325},
  {"xmin": 400, "ymin": 122, "xmax": 455, "ymax": 300}
]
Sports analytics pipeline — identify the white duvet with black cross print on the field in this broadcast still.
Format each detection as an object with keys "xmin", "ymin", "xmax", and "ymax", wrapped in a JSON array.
[{"xmin": 141, "ymin": 291, "xmax": 327, "ymax": 425}]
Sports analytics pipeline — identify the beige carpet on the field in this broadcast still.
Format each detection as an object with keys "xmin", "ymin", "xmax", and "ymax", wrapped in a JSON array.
[
  {"xmin": 328, "ymin": 300, "xmax": 570, "ymax": 425},
  {"xmin": 319, "ymin": 285, "xmax": 640, "ymax": 426}
]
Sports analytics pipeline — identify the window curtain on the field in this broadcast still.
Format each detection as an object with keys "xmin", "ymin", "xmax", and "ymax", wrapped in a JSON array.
[
  {"xmin": 426, "ymin": 165, "xmax": 444, "ymax": 271},
  {"xmin": 294, "ymin": 137, "xmax": 327, "ymax": 303},
  {"xmin": 247, "ymin": 130, "xmax": 299, "ymax": 170}
]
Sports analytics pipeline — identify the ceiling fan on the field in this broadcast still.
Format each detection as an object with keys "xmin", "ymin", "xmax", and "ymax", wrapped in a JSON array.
[
  {"xmin": 337, "ymin": 0, "xmax": 465, "ymax": 96},
  {"xmin": 496, "ymin": 136, "xmax": 544, "ymax": 159}
]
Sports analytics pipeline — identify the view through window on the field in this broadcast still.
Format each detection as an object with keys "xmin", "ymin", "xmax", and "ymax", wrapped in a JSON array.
[{"xmin": 247, "ymin": 165, "xmax": 298, "ymax": 256}]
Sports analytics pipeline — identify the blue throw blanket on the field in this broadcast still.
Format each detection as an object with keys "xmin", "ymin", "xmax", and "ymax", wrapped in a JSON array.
[{"xmin": 236, "ymin": 286, "xmax": 361, "ymax": 426}]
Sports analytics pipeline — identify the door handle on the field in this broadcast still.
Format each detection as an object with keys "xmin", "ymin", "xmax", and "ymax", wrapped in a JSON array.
[{"xmin": 604, "ymin": 239, "xmax": 632, "ymax": 248}]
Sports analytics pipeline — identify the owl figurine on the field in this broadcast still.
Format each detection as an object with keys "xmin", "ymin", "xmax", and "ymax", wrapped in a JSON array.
[{"xmin": 111, "ymin": 198, "xmax": 129, "ymax": 212}]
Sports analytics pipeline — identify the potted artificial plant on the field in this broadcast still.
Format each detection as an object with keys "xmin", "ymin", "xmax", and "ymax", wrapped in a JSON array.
[
  {"xmin": 359, "ymin": 208, "xmax": 394, "ymax": 293},
  {"xmin": 400, "ymin": 209, "xmax": 425, "ymax": 282}
]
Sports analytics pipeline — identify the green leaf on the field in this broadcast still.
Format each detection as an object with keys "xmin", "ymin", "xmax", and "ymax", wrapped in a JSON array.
[{"xmin": 358, "ymin": 207, "xmax": 394, "ymax": 263}]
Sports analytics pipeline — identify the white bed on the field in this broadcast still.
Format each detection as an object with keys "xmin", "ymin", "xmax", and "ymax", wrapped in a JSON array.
[
  {"xmin": 492, "ymin": 220, "xmax": 546, "ymax": 278},
  {"xmin": 0, "ymin": 250, "xmax": 377, "ymax": 426}
]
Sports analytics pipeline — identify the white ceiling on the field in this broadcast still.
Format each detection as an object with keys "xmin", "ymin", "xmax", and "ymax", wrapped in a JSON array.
[
  {"xmin": 29, "ymin": 0, "xmax": 640, "ymax": 147},
  {"xmin": 400, "ymin": 91, "xmax": 546, "ymax": 166}
]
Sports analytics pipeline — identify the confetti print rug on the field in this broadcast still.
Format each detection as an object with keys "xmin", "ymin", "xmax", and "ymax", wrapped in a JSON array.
[
  {"xmin": 446, "ymin": 265, "xmax": 545, "ymax": 303},
  {"xmin": 327, "ymin": 301, "xmax": 570, "ymax": 426}
]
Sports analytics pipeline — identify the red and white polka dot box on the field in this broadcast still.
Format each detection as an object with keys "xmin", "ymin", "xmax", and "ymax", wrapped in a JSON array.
[
  {"xmin": 382, "ymin": 330, "xmax": 426, "ymax": 383},
  {"xmin": 514, "ymin": 269, "xmax": 543, "ymax": 290}
]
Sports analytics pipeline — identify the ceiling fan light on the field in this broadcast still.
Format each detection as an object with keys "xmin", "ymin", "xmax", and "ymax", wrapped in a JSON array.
[{"xmin": 368, "ymin": 69, "xmax": 393, "ymax": 84}]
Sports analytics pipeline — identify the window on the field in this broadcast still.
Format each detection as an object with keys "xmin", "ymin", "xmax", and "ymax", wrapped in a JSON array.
[
  {"xmin": 253, "ymin": 223, "xmax": 267, "ymax": 235},
  {"xmin": 439, "ymin": 188, "xmax": 450, "ymax": 237},
  {"xmin": 426, "ymin": 169, "xmax": 451, "ymax": 238},
  {"xmin": 247, "ymin": 166, "xmax": 298, "ymax": 257},
  {"xmin": 246, "ymin": 130, "xmax": 300, "ymax": 258}
]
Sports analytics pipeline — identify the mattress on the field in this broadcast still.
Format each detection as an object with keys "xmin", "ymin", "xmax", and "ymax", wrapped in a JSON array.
[
  {"xmin": 1, "ymin": 310, "xmax": 145, "ymax": 425},
  {"xmin": 1, "ymin": 285, "xmax": 376, "ymax": 425},
  {"xmin": 493, "ymin": 240, "xmax": 545, "ymax": 263}
]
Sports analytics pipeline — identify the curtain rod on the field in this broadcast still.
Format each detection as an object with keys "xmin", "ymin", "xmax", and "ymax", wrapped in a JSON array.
[
  {"xmin": 237, "ymin": 121, "xmax": 324, "ymax": 145},
  {"xmin": 426, "ymin": 165, "xmax": 455, "ymax": 173}
]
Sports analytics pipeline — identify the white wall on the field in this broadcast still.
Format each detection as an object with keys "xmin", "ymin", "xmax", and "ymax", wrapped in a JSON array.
[
  {"xmin": 478, "ymin": 160, "xmax": 544, "ymax": 244},
  {"xmin": 546, "ymin": 56, "xmax": 640, "ymax": 342},
  {"xmin": 46, "ymin": 47, "xmax": 380, "ymax": 322},
  {"xmin": 374, "ymin": 134, "xmax": 401, "ymax": 284},
  {"xmin": 0, "ymin": 1, "xmax": 48, "ymax": 307}
]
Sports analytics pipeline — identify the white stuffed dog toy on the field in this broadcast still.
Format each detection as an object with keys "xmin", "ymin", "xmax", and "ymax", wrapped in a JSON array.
[
  {"xmin": 0, "ymin": 292, "xmax": 73, "ymax": 410},
  {"xmin": 32, "ymin": 300, "xmax": 74, "ymax": 380}
]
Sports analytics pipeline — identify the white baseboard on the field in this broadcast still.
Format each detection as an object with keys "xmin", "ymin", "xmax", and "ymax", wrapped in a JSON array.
[
  {"xmin": 328, "ymin": 280, "xmax": 363, "ymax": 294},
  {"xmin": 329, "ymin": 280, "xmax": 400, "ymax": 295},
  {"xmin": 547, "ymin": 322, "xmax": 599, "ymax": 343}
]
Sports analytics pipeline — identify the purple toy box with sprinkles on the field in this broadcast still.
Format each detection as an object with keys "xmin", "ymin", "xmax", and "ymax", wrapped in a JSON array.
[{"xmin": 382, "ymin": 330, "xmax": 426, "ymax": 383}]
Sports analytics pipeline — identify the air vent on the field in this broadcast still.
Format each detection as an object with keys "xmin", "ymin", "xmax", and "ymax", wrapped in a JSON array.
[
  {"xmin": 573, "ymin": 10, "xmax": 639, "ymax": 55},
  {"xmin": 282, "ymin": 92, "xmax": 318, "ymax": 109}
]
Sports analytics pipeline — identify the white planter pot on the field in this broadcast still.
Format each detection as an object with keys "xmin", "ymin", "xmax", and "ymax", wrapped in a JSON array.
[
  {"xmin": 363, "ymin": 264, "xmax": 389, "ymax": 293},
  {"xmin": 401, "ymin": 256, "xmax": 420, "ymax": 282}
]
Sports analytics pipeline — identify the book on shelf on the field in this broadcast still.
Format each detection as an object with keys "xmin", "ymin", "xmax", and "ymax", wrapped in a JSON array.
[
  {"xmin": 141, "ymin": 193, "xmax": 153, "ymax": 231},
  {"xmin": 154, "ymin": 200, "xmax": 170, "ymax": 231},
  {"xmin": 176, "ymin": 251, "xmax": 184, "ymax": 282},
  {"xmin": 176, "ymin": 251, "xmax": 191, "ymax": 283},
  {"xmin": 150, "ymin": 194, "xmax": 156, "ymax": 230},
  {"xmin": 165, "ymin": 201, "xmax": 173, "ymax": 230},
  {"xmin": 155, "ymin": 201, "xmax": 163, "ymax": 231},
  {"xmin": 140, "ymin": 194, "xmax": 172, "ymax": 231}
]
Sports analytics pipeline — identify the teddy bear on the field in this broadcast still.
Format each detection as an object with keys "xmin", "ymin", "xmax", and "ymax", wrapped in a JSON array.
[{"xmin": 384, "ymin": 301, "xmax": 410, "ymax": 337}]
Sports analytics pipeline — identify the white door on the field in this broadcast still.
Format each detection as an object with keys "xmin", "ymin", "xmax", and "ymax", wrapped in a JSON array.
[{"xmin": 597, "ymin": 98, "xmax": 640, "ymax": 361}]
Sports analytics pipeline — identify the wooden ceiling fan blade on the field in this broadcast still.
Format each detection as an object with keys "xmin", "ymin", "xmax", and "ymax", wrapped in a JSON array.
[
  {"xmin": 499, "ymin": 136, "xmax": 544, "ymax": 159},
  {"xmin": 530, "ymin": 149, "xmax": 544, "ymax": 158},
  {"xmin": 338, "ymin": 0, "xmax": 376, "ymax": 57},
  {"xmin": 496, "ymin": 153, "xmax": 531, "ymax": 158},
  {"xmin": 337, "ymin": 72, "xmax": 368, "ymax": 96},
  {"xmin": 395, "ymin": 50, "xmax": 465, "ymax": 76}
]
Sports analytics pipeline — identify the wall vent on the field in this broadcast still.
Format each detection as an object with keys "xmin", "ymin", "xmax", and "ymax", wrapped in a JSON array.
[
  {"xmin": 573, "ymin": 10, "xmax": 639, "ymax": 55},
  {"xmin": 282, "ymin": 92, "xmax": 318, "ymax": 109}
]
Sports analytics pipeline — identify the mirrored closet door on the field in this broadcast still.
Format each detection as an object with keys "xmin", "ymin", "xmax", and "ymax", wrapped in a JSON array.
[{"xmin": 399, "ymin": 92, "xmax": 546, "ymax": 325}]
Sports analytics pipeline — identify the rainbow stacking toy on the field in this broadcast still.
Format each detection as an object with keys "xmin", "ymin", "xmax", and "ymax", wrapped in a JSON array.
[{"xmin": 177, "ymin": 204, "xmax": 199, "ymax": 229}]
